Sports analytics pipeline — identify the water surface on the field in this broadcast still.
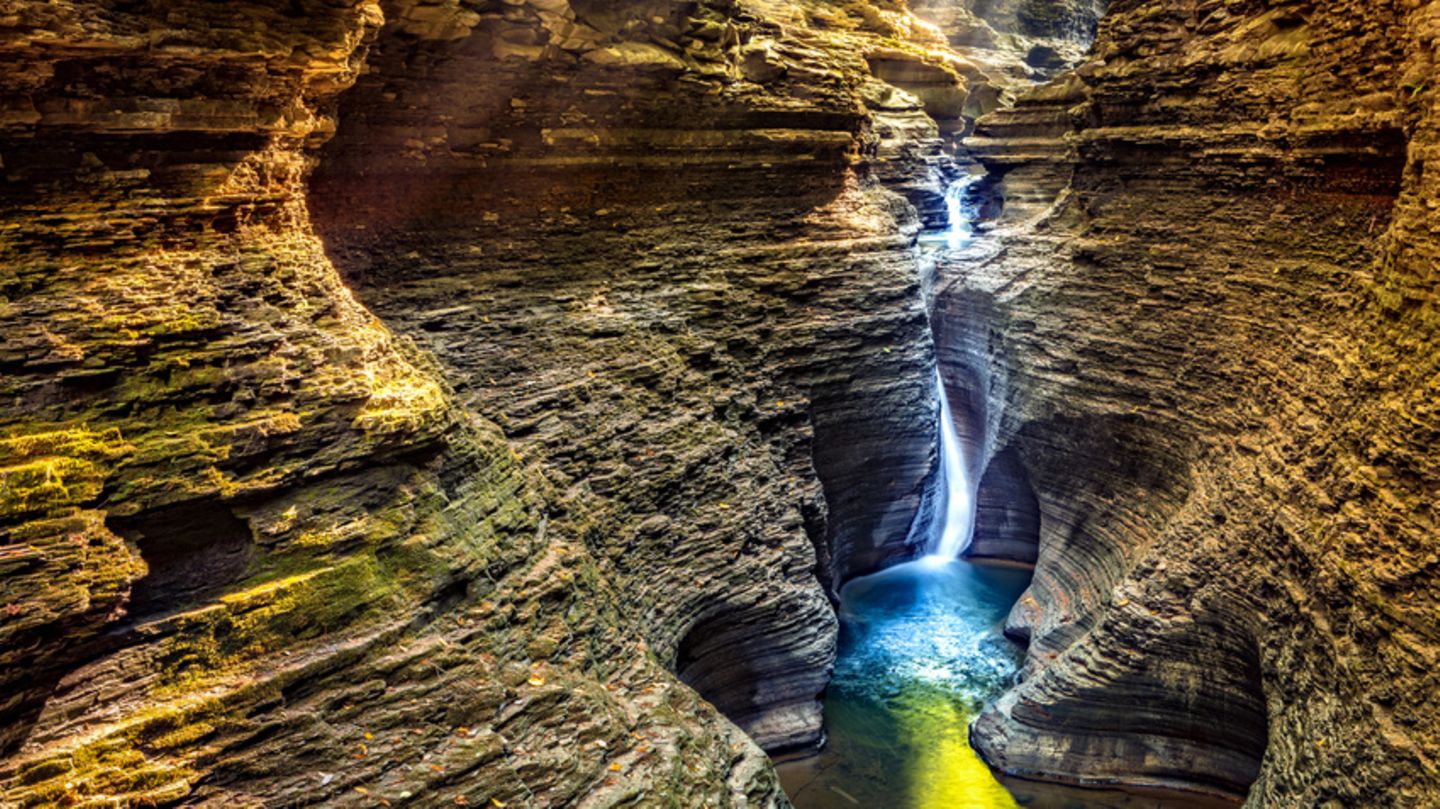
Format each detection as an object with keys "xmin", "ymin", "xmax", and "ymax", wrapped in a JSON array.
[{"xmin": 777, "ymin": 557, "xmax": 1030, "ymax": 809}]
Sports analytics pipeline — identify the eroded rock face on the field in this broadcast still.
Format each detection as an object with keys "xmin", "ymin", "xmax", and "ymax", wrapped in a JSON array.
[
  {"xmin": 947, "ymin": 0, "xmax": 1440, "ymax": 804},
  {"xmin": 910, "ymin": 0, "xmax": 1104, "ymax": 81},
  {"xmin": 0, "ymin": 1, "xmax": 828, "ymax": 805},
  {"xmin": 6, "ymin": 0, "xmax": 1436, "ymax": 805},
  {"xmin": 0, "ymin": 0, "xmax": 994, "ymax": 804},
  {"xmin": 305, "ymin": 0, "xmax": 980, "ymax": 754}
]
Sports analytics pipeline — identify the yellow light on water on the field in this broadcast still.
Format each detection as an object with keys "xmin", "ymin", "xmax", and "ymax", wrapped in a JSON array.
[{"xmin": 898, "ymin": 687, "xmax": 1019, "ymax": 809}]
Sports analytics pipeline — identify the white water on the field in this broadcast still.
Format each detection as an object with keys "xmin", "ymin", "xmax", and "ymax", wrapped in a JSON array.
[
  {"xmin": 916, "ymin": 174, "xmax": 978, "ymax": 250},
  {"xmin": 943, "ymin": 178, "xmax": 972, "ymax": 250},
  {"xmin": 926, "ymin": 173, "xmax": 979, "ymax": 561},
  {"xmin": 928, "ymin": 370, "xmax": 973, "ymax": 560}
]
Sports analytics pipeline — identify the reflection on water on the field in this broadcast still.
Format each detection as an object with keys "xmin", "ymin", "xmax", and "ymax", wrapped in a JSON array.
[
  {"xmin": 777, "ymin": 558, "xmax": 1029, "ymax": 809},
  {"xmin": 776, "ymin": 559, "xmax": 1241, "ymax": 809}
]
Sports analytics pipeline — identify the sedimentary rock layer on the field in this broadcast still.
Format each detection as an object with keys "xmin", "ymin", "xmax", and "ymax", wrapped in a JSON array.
[
  {"xmin": 948, "ymin": 0, "xmax": 1440, "ymax": 804},
  {"xmin": 0, "ymin": 0, "xmax": 1002, "ymax": 804},
  {"xmin": 306, "ymin": 0, "xmax": 979, "ymax": 753},
  {"xmin": 0, "ymin": 1, "xmax": 827, "ymax": 804}
]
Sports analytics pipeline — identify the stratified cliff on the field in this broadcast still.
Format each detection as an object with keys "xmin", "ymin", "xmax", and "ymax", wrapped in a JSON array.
[
  {"xmin": 952, "ymin": 0, "xmax": 1440, "ymax": 804},
  {"xmin": 0, "ymin": 0, "xmax": 992, "ymax": 805},
  {"xmin": 4, "ymin": 0, "xmax": 1438, "ymax": 806},
  {"xmin": 1, "ymin": 2, "xmax": 823, "ymax": 806}
]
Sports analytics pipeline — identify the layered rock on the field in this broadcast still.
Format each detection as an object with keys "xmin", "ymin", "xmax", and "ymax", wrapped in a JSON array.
[
  {"xmin": 0, "ymin": 0, "xmax": 1013, "ymax": 804},
  {"xmin": 909, "ymin": 0, "xmax": 1105, "ymax": 84},
  {"xmin": 305, "ymin": 0, "xmax": 984, "ymax": 753},
  {"xmin": 943, "ymin": 0, "xmax": 1440, "ymax": 804},
  {"xmin": 8, "ymin": 0, "xmax": 1437, "ymax": 805},
  {"xmin": 966, "ymin": 448, "xmax": 1040, "ymax": 563},
  {"xmin": 0, "ymin": 1, "xmax": 831, "ymax": 805}
]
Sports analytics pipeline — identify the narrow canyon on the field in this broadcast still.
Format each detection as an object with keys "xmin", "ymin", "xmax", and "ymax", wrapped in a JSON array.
[{"xmin": 1, "ymin": 0, "xmax": 1437, "ymax": 807}]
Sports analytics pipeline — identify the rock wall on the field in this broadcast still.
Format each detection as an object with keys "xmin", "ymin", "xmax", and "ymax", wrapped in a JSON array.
[
  {"xmin": 0, "ymin": 0, "xmax": 997, "ymax": 804},
  {"xmin": 305, "ymin": 0, "xmax": 983, "ymax": 753},
  {"xmin": 0, "ymin": 1, "xmax": 840, "ymax": 804},
  {"xmin": 909, "ymin": 0, "xmax": 1105, "ymax": 85},
  {"xmin": 8, "ymin": 0, "xmax": 1436, "ymax": 805},
  {"xmin": 949, "ymin": 0, "xmax": 1440, "ymax": 804}
]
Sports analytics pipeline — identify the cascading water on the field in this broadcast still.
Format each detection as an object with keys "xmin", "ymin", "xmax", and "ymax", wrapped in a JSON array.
[
  {"xmin": 928, "ymin": 175, "xmax": 979, "ymax": 561},
  {"xmin": 943, "ymin": 178, "xmax": 972, "ymax": 250},
  {"xmin": 777, "ymin": 173, "xmax": 1034, "ymax": 808},
  {"xmin": 918, "ymin": 174, "xmax": 978, "ymax": 250},
  {"xmin": 930, "ymin": 370, "xmax": 973, "ymax": 560}
]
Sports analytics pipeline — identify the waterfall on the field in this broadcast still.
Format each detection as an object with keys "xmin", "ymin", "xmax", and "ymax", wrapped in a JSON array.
[
  {"xmin": 943, "ymin": 180, "xmax": 968, "ymax": 250},
  {"xmin": 930, "ymin": 370, "xmax": 973, "ymax": 560},
  {"xmin": 927, "ymin": 173, "xmax": 978, "ymax": 560},
  {"xmin": 943, "ymin": 175, "xmax": 978, "ymax": 250}
]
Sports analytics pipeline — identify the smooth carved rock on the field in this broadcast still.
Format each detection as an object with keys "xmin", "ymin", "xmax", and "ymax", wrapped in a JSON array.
[
  {"xmin": 4, "ymin": 0, "xmax": 1435, "ymax": 806},
  {"xmin": 968, "ymin": 447, "xmax": 1040, "ymax": 563}
]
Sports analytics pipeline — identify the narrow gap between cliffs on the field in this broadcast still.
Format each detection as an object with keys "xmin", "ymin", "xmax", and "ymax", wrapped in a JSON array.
[{"xmin": 771, "ymin": 170, "xmax": 1045, "ymax": 809}]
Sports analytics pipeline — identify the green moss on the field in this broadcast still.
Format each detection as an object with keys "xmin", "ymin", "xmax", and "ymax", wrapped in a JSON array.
[
  {"xmin": 17, "ymin": 732, "xmax": 195, "ymax": 808},
  {"xmin": 0, "ymin": 427, "xmax": 133, "ymax": 518},
  {"xmin": 15, "ymin": 758, "xmax": 74, "ymax": 786},
  {"xmin": 151, "ymin": 555, "xmax": 400, "ymax": 692},
  {"xmin": 0, "ymin": 457, "xmax": 106, "ymax": 518}
]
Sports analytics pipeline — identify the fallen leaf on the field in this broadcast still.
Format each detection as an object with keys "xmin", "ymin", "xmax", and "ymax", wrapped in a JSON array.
[{"xmin": 528, "ymin": 676, "xmax": 546, "ymax": 687}]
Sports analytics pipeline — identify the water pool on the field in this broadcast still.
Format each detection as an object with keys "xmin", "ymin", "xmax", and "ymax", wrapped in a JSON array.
[{"xmin": 777, "ymin": 557, "xmax": 1031, "ymax": 809}]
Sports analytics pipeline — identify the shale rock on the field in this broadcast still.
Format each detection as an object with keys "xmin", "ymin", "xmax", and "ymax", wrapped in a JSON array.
[
  {"xmin": 946, "ymin": 0, "xmax": 1440, "ymax": 804},
  {"xmin": 0, "ymin": 0, "xmax": 1001, "ymax": 804}
]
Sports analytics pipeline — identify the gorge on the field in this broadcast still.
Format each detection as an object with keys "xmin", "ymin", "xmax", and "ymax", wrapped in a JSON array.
[{"xmin": 2, "ymin": 0, "xmax": 1439, "ymax": 807}]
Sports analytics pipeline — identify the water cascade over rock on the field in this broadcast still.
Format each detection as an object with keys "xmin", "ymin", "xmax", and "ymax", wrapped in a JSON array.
[
  {"xmin": 3, "ymin": 0, "xmax": 1439, "ymax": 807},
  {"xmin": 930, "ymin": 369, "xmax": 975, "ymax": 560}
]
